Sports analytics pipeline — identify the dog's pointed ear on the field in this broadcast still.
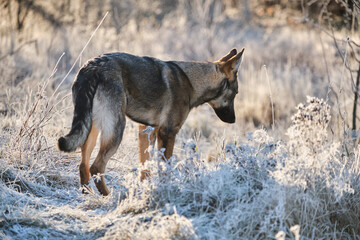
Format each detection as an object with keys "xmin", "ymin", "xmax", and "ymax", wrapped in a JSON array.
[
  {"xmin": 218, "ymin": 48, "xmax": 237, "ymax": 62},
  {"xmin": 220, "ymin": 48, "xmax": 244, "ymax": 81}
]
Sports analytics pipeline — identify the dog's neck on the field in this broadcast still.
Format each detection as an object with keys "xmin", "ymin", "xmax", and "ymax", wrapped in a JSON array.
[{"xmin": 173, "ymin": 61, "xmax": 223, "ymax": 108}]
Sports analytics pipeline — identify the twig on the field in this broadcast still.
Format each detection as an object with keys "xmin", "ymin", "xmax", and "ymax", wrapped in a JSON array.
[
  {"xmin": 19, "ymin": 12, "xmax": 110, "ymax": 143},
  {"xmin": 17, "ymin": 52, "xmax": 64, "ymax": 140},
  {"xmin": 0, "ymin": 39, "xmax": 37, "ymax": 60},
  {"xmin": 263, "ymin": 65, "xmax": 275, "ymax": 131},
  {"xmin": 348, "ymin": 41, "xmax": 360, "ymax": 63},
  {"xmin": 351, "ymin": 0, "xmax": 360, "ymax": 9},
  {"xmin": 50, "ymin": 11, "xmax": 109, "ymax": 101},
  {"xmin": 339, "ymin": 34, "xmax": 351, "ymax": 133},
  {"xmin": 318, "ymin": 32, "xmax": 333, "ymax": 102},
  {"xmin": 18, "ymin": 11, "xmax": 110, "ymax": 142},
  {"xmin": 304, "ymin": 18, "xmax": 360, "ymax": 65},
  {"xmin": 352, "ymin": 65, "xmax": 360, "ymax": 130},
  {"xmin": 339, "ymin": 36, "xmax": 349, "ymax": 95}
]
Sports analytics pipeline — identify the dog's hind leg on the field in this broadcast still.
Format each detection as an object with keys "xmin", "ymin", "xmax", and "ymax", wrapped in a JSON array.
[
  {"xmin": 138, "ymin": 124, "xmax": 157, "ymax": 180},
  {"xmin": 80, "ymin": 123, "xmax": 99, "ymax": 193},
  {"xmin": 90, "ymin": 84, "xmax": 126, "ymax": 196},
  {"xmin": 90, "ymin": 116, "xmax": 125, "ymax": 196}
]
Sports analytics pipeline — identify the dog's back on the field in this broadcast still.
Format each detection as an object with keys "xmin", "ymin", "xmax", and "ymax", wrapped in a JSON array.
[{"xmin": 100, "ymin": 53, "xmax": 193, "ymax": 126}]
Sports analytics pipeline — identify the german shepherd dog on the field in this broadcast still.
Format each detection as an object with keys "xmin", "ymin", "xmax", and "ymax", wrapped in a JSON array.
[{"xmin": 58, "ymin": 48, "xmax": 244, "ymax": 195}]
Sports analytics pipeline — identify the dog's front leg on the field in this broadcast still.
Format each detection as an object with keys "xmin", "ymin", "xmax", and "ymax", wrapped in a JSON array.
[
  {"xmin": 156, "ymin": 127, "xmax": 178, "ymax": 160},
  {"xmin": 138, "ymin": 124, "xmax": 157, "ymax": 164},
  {"xmin": 138, "ymin": 124, "xmax": 157, "ymax": 180}
]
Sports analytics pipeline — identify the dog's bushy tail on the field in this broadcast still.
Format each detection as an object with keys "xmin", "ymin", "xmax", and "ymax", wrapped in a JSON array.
[{"xmin": 58, "ymin": 70, "xmax": 99, "ymax": 152}]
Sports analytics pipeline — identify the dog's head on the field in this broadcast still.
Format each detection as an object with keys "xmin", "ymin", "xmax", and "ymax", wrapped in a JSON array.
[{"xmin": 208, "ymin": 48, "xmax": 244, "ymax": 123}]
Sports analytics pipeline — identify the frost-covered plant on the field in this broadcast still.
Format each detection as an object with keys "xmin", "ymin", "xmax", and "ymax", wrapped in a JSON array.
[
  {"xmin": 287, "ymin": 96, "xmax": 331, "ymax": 155},
  {"xmin": 274, "ymin": 96, "xmax": 354, "ymax": 200}
]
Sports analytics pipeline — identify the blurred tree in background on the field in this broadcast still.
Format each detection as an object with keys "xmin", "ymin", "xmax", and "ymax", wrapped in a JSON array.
[
  {"xmin": 0, "ymin": 0, "xmax": 359, "ymax": 132},
  {"xmin": 1, "ymin": 0, "xmax": 358, "ymax": 33}
]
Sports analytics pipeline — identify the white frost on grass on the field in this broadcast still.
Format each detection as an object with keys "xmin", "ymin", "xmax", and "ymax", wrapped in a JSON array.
[{"xmin": 2, "ymin": 96, "xmax": 359, "ymax": 239}]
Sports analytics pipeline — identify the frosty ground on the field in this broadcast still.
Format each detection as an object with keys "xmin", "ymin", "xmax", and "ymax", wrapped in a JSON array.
[
  {"xmin": 1, "ymin": 93, "xmax": 359, "ymax": 239},
  {"xmin": 1, "ymin": 1, "xmax": 360, "ymax": 239}
]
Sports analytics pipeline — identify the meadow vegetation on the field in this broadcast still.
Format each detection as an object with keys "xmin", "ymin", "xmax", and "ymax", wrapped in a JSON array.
[{"xmin": 0, "ymin": 0, "xmax": 359, "ymax": 239}]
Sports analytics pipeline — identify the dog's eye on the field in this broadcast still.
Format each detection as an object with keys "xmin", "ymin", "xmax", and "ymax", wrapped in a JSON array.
[
  {"xmin": 222, "ymin": 78, "xmax": 230, "ymax": 89},
  {"xmin": 223, "ymin": 83, "xmax": 228, "ymax": 90}
]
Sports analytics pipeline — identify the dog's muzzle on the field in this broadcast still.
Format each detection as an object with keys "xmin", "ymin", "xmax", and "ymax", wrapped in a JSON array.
[{"xmin": 214, "ymin": 105, "xmax": 235, "ymax": 123}]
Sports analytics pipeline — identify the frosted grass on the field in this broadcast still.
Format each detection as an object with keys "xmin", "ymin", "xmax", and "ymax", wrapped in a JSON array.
[{"xmin": 1, "ymin": 97, "xmax": 359, "ymax": 239}]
